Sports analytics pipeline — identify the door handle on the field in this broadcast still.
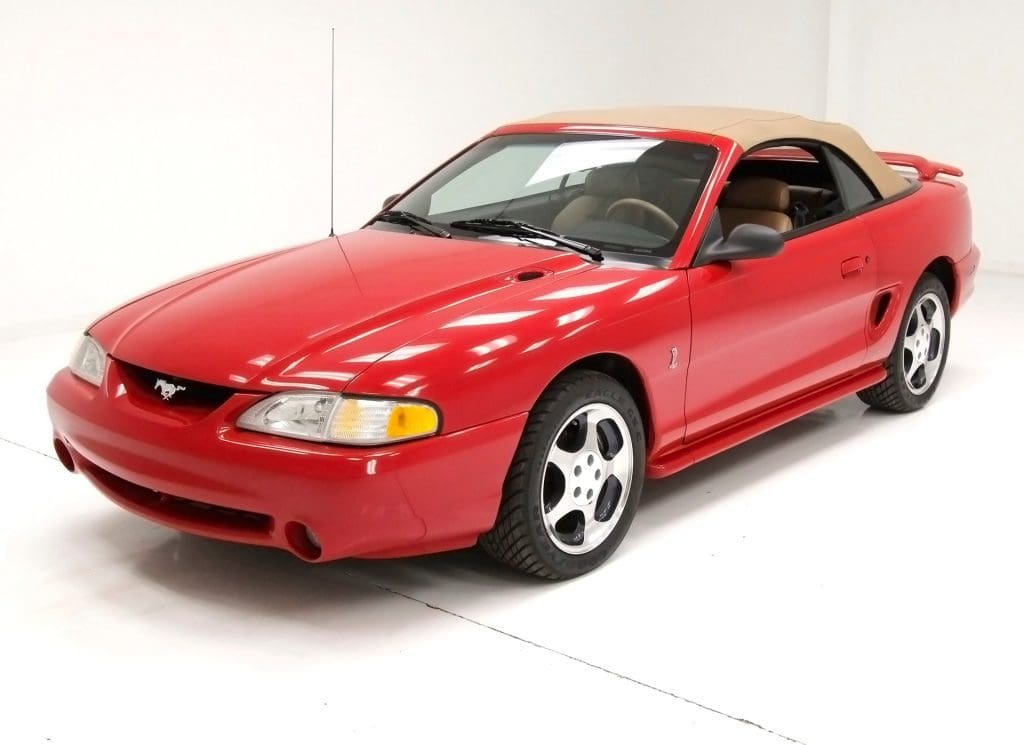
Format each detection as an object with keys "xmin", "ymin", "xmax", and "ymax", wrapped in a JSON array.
[{"xmin": 841, "ymin": 256, "xmax": 865, "ymax": 278}]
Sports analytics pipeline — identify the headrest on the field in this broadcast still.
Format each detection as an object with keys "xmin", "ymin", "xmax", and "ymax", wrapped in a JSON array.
[
  {"xmin": 662, "ymin": 176, "xmax": 702, "ymax": 211},
  {"xmin": 585, "ymin": 164, "xmax": 639, "ymax": 197},
  {"xmin": 635, "ymin": 142, "xmax": 711, "ymax": 179},
  {"xmin": 722, "ymin": 177, "xmax": 790, "ymax": 212}
]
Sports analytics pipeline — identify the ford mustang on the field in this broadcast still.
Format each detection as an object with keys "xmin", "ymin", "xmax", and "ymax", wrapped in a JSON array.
[{"xmin": 47, "ymin": 106, "xmax": 980, "ymax": 579}]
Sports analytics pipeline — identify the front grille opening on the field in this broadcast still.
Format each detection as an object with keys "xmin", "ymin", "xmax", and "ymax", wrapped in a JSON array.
[
  {"xmin": 83, "ymin": 461, "xmax": 273, "ymax": 536},
  {"xmin": 116, "ymin": 360, "xmax": 236, "ymax": 412}
]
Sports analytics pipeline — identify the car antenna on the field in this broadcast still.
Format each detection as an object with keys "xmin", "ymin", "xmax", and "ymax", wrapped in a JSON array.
[{"xmin": 328, "ymin": 26, "xmax": 336, "ymax": 237}]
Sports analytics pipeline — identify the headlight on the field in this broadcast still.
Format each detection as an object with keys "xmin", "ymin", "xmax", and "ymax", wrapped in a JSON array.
[
  {"xmin": 69, "ymin": 334, "xmax": 107, "ymax": 386},
  {"xmin": 237, "ymin": 392, "xmax": 440, "ymax": 446}
]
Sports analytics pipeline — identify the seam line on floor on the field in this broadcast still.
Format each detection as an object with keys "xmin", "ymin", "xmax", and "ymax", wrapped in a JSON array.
[
  {"xmin": 351, "ymin": 574, "xmax": 807, "ymax": 745},
  {"xmin": 0, "ymin": 435, "xmax": 57, "ymax": 461}
]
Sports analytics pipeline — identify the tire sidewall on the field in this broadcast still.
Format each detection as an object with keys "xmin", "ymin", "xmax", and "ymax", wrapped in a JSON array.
[{"xmin": 517, "ymin": 373, "xmax": 645, "ymax": 578}]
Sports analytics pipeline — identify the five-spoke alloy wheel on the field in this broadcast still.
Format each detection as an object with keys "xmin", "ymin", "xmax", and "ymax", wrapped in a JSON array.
[
  {"xmin": 902, "ymin": 291, "xmax": 946, "ymax": 395},
  {"xmin": 481, "ymin": 370, "xmax": 645, "ymax": 579},
  {"xmin": 542, "ymin": 403, "xmax": 634, "ymax": 554},
  {"xmin": 859, "ymin": 272, "xmax": 951, "ymax": 412}
]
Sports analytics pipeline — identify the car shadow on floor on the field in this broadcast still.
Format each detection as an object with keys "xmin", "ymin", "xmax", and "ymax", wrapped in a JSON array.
[{"xmin": 78, "ymin": 386, "xmax": 925, "ymax": 629}]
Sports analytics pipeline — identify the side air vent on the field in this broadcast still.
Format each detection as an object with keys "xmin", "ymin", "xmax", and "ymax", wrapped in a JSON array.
[
  {"xmin": 872, "ymin": 291, "xmax": 892, "ymax": 328},
  {"xmin": 866, "ymin": 286, "xmax": 901, "ymax": 343}
]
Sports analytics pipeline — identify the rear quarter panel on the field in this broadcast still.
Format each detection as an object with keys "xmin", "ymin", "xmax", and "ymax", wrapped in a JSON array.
[{"xmin": 857, "ymin": 178, "xmax": 973, "ymax": 363}]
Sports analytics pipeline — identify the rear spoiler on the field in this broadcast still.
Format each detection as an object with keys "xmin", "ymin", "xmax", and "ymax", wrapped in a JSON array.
[{"xmin": 876, "ymin": 152, "xmax": 963, "ymax": 180}]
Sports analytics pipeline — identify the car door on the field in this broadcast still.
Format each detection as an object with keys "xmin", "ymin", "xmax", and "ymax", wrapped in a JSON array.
[{"xmin": 683, "ymin": 147, "xmax": 879, "ymax": 441}]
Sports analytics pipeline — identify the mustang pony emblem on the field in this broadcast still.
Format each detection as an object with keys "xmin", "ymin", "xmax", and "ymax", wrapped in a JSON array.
[{"xmin": 154, "ymin": 378, "xmax": 187, "ymax": 401}]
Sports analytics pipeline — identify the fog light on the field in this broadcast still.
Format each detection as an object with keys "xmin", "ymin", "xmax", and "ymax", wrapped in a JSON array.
[
  {"xmin": 54, "ymin": 439, "xmax": 76, "ymax": 473},
  {"xmin": 284, "ymin": 521, "xmax": 322, "ymax": 561}
]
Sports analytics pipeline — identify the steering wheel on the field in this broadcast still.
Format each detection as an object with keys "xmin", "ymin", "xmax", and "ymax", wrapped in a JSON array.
[
  {"xmin": 816, "ymin": 196, "xmax": 844, "ymax": 219},
  {"xmin": 604, "ymin": 198, "xmax": 679, "ymax": 236},
  {"xmin": 791, "ymin": 201, "xmax": 812, "ymax": 228}
]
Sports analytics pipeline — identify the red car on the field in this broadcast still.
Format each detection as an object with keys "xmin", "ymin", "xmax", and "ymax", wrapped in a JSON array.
[{"xmin": 47, "ymin": 106, "xmax": 980, "ymax": 579}]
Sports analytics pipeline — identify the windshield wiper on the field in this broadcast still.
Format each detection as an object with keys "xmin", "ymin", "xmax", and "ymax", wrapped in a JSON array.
[
  {"xmin": 374, "ymin": 210, "xmax": 451, "ymax": 238},
  {"xmin": 449, "ymin": 218, "xmax": 603, "ymax": 262}
]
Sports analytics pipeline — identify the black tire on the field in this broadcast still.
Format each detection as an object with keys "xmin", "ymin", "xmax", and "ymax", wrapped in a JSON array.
[
  {"xmin": 480, "ymin": 370, "xmax": 646, "ymax": 580},
  {"xmin": 858, "ymin": 273, "xmax": 951, "ymax": 413}
]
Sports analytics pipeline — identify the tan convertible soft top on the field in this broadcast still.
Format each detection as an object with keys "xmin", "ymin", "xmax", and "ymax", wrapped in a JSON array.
[{"xmin": 520, "ymin": 106, "xmax": 908, "ymax": 198}]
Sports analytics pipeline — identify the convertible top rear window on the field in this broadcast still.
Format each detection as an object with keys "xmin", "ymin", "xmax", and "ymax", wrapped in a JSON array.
[{"xmin": 389, "ymin": 134, "xmax": 716, "ymax": 259}]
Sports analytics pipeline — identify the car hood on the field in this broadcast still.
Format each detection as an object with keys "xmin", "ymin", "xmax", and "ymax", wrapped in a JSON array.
[{"xmin": 91, "ymin": 229, "xmax": 593, "ymax": 390}]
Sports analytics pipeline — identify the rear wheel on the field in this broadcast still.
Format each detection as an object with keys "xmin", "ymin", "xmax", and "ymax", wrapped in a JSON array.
[
  {"xmin": 480, "ymin": 370, "xmax": 645, "ymax": 579},
  {"xmin": 858, "ymin": 273, "xmax": 950, "ymax": 412}
]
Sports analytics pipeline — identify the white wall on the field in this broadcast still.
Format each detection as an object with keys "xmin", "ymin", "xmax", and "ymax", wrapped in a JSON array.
[
  {"xmin": 0, "ymin": 0, "xmax": 829, "ymax": 333},
  {"xmin": 826, "ymin": 0, "xmax": 1023, "ymax": 274},
  {"xmin": 5, "ymin": 0, "xmax": 1019, "ymax": 335}
]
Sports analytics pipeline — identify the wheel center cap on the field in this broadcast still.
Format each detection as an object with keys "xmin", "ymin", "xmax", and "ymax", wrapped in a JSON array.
[{"xmin": 569, "ymin": 449, "xmax": 603, "ymax": 505}]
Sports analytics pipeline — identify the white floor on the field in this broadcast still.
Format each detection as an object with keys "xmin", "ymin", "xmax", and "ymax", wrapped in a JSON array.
[{"xmin": 3, "ymin": 273, "xmax": 1022, "ymax": 745}]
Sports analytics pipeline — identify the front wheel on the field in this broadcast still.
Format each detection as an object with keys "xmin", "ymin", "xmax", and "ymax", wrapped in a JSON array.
[
  {"xmin": 858, "ymin": 273, "xmax": 950, "ymax": 412},
  {"xmin": 480, "ymin": 370, "xmax": 645, "ymax": 579}
]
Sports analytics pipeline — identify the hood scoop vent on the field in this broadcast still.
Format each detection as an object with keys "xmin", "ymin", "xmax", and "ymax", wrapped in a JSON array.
[{"xmin": 509, "ymin": 268, "xmax": 550, "ymax": 283}]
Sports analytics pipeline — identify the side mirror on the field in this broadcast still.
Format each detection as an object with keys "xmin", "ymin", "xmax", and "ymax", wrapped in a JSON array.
[
  {"xmin": 382, "ymin": 193, "xmax": 401, "ymax": 210},
  {"xmin": 698, "ymin": 223, "xmax": 784, "ymax": 265}
]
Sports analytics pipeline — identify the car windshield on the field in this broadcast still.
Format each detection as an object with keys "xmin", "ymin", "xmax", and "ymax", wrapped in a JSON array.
[{"xmin": 385, "ymin": 133, "xmax": 716, "ymax": 259}]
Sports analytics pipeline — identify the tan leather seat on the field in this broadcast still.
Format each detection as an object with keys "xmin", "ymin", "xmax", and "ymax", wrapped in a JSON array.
[
  {"xmin": 552, "ymin": 164, "xmax": 640, "ymax": 235},
  {"xmin": 719, "ymin": 177, "xmax": 793, "ymax": 235}
]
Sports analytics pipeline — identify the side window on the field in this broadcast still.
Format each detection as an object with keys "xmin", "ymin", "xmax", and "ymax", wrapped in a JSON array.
[
  {"xmin": 824, "ymin": 147, "xmax": 879, "ymax": 209},
  {"xmin": 717, "ymin": 145, "xmax": 839, "ymax": 234}
]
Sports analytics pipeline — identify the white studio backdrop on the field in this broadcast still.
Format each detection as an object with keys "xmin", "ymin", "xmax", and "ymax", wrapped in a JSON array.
[
  {"xmin": 0, "ymin": 0, "xmax": 829, "ymax": 333},
  {"xmin": 826, "ymin": 0, "xmax": 1023, "ymax": 275},
  {"xmin": 2, "ymin": 0, "xmax": 1019, "ymax": 337}
]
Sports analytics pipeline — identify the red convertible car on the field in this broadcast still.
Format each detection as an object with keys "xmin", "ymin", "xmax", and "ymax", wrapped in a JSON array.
[{"xmin": 47, "ymin": 106, "xmax": 979, "ymax": 578}]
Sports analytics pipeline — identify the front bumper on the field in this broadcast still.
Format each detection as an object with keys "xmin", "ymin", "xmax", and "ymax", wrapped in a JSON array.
[{"xmin": 47, "ymin": 367, "xmax": 526, "ymax": 561}]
